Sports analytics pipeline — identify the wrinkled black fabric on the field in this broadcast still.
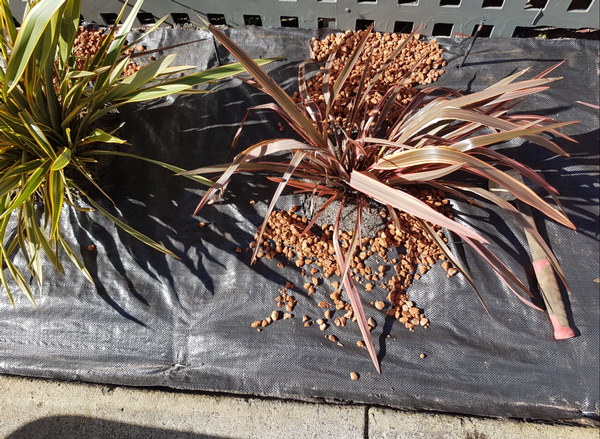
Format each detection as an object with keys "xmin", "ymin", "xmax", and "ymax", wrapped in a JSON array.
[{"xmin": 0, "ymin": 28, "xmax": 598, "ymax": 422}]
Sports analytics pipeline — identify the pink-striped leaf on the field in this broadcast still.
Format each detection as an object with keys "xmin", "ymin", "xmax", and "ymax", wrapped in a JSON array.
[{"xmin": 349, "ymin": 170, "xmax": 488, "ymax": 243}]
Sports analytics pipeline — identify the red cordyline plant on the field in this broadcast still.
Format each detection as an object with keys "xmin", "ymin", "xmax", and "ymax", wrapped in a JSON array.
[{"xmin": 186, "ymin": 23, "xmax": 577, "ymax": 373}]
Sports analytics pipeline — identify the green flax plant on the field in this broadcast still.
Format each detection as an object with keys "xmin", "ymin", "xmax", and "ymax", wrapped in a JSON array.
[
  {"xmin": 186, "ymin": 23, "xmax": 577, "ymax": 372},
  {"xmin": 0, "ymin": 0, "xmax": 275, "ymax": 306}
]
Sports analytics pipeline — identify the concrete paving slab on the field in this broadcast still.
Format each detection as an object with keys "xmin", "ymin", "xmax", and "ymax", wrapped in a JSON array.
[
  {"xmin": 368, "ymin": 407, "xmax": 599, "ymax": 439},
  {"xmin": 2, "ymin": 373, "xmax": 598, "ymax": 439},
  {"xmin": 0, "ymin": 374, "xmax": 366, "ymax": 439}
]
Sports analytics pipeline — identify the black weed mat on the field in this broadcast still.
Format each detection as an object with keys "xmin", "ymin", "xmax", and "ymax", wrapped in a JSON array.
[{"xmin": 0, "ymin": 27, "xmax": 598, "ymax": 423}]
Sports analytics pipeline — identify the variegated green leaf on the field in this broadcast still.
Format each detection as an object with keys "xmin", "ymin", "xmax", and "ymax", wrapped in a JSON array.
[
  {"xmin": 59, "ymin": 235, "xmax": 94, "ymax": 284},
  {"xmin": 51, "ymin": 147, "xmax": 72, "ymax": 170},
  {"xmin": 4, "ymin": 0, "xmax": 66, "ymax": 95},
  {"xmin": 80, "ymin": 129, "xmax": 126, "ymax": 145},
  {"xmin": 1, "ymin": 160, "xmax": 51, "ymax": 219}
]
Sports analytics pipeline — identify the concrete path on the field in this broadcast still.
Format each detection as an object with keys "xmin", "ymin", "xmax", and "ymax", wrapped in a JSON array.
[{"xmin": 0, "ymin": 374, "xmax": 597, "ymax": 439}]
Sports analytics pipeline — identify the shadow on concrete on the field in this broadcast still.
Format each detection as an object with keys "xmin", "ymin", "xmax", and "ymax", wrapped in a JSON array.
[{"xmin": 6, "ymin": 416, "xmax": 233, "ymax": 439}]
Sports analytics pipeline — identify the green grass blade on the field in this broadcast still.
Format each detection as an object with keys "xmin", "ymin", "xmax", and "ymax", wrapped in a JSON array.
[
  {"xmin": 43, "ymin": 53, "xmax": 62, "ymax": 133},
  {"xmin": 32, "ymin": 4, "xmax": 60, "ymax": 81},
  {"xmin": 33, "ymin": 216, "xmax": 64, "ymax": 273},
  {"xmin": 0, "ymin": 259, "xmax": 15, "ymax": 307},
  {"xmin": 69, "ymin": 157, "xmax": 114, "ymax": 204},
  {"xmin": 125, "ymin": 14, "xmax": 169, "ymax": 48},
  {"xmin": 107, "ymin": 56, "xmax": 130, "ymax": 87},
  {"xmin": 0, "ymin": 197, "xmax": 16, "ymax": 306},
  {"xmin": 23, "ymin": 199, "xmax": 44, "ymax": 290}
]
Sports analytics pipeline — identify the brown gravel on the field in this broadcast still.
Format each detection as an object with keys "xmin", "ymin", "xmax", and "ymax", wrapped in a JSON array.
[
  {"xmin": 73, "ymin": 28, "xmax": 140, "ymax": 76},
  {"xmin": 295, "ymin": 30, "xmax": 446, "ymax": 128},
  {"xmin": 246, "ymin": 188, "xmax": 460, "ymax": 384},
  {"xmin": 247, "ymin": 188, "xmax": 456, "ymax": 334}
]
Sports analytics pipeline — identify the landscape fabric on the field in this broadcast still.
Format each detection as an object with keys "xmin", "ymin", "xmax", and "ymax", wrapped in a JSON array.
[{"xmin": 0, "ymin": 27, "xmax": 598, "ymax": 422}]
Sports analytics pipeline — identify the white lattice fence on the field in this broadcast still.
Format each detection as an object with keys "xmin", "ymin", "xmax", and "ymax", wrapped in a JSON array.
[{"xmin": 10, "ymin": 0, "xmax": 600, "ymax": 37}]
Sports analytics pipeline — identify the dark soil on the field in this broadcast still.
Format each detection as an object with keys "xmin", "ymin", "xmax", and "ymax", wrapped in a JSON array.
[{"xmin": 301, "ymin": 194, "xmax": 388, "ymax": 238}]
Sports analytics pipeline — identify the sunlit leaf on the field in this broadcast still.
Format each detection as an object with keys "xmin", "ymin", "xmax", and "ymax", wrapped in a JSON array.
[
  {"xmin": 51, "ymin": 147, "xmax": 72, "ymax": 170},
  {"xmin": 349, "ymin": 170, "xmax": 487, "ymax": 242},
  {"xmin": 201, "ymin": 20, "xmax": 324, "ymax": 147},
  {"xmin": 374, "ymin": 147, "xmax": 575, "ymax": 230},
  {"xmin": 80, "ymin": 129, "xmax": 126, "ymax": 145},
  {"xmin": 3, "ymin": 0, "xmax": 66, "ymax": 95},
  {"xmin": 59, "ymin": 235, "xmax": 94, "ymax": 284}
]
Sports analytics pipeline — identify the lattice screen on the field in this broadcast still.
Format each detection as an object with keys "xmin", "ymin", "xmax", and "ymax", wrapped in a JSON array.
[{"xmin": 10, "ymin": 0, "xmax": 600, "ymax": 37}]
